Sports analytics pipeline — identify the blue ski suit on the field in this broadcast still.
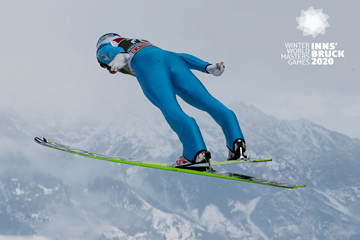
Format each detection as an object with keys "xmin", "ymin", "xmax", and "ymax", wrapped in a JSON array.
[{"xmin": 97, "ymin": 37, "xmax": 245, "ymax": 161}]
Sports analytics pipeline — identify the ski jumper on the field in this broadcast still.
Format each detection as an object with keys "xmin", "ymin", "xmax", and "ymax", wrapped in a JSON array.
[{"xmin": 97, "ymin": 37, "xmax": 245, "ymax": 161}]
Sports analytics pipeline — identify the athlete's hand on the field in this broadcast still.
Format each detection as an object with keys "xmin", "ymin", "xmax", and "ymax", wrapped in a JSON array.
[
  {"xmin": 206, "ymin": 62, "xmax": 225, "ymax": 77},
  {"xmin": 109, "ymin": 53, "xmax": 130, "ymax": 72}
]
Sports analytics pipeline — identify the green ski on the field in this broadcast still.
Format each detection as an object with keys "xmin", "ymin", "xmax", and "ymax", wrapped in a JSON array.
[
  {"xmin": 34, "ymin": 137, "xmax": 305, "ymax": 189},
  {"xmin": 145, "ymin": 158, "xmax": 272, "ymax": 167}
]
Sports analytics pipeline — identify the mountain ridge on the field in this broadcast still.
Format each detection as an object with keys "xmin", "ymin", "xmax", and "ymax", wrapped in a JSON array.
[{"xmin": 0, "ymin": 102, "xmax": 359, "ymax": 239}]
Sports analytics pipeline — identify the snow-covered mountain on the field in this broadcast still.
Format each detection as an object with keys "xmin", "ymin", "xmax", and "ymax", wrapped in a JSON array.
[{"xmin": 0, "ymin": 103, "xmax": 359, "ymax": 239}]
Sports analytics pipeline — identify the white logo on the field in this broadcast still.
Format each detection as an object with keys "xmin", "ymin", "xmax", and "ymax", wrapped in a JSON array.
[{"xmin": 296, "ymin": 6, "xmax": 330, "ymax": 38}]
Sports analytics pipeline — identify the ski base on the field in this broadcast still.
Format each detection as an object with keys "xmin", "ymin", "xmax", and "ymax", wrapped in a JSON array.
[{"xmin": 34, "ymin": 137, "xmax": 305, "ymax": 189}]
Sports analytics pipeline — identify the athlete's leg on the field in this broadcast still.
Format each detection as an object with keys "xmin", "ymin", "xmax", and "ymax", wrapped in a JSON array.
[
  {"xmin": 169, "ymin": 52, "xmax": 245, "ymax": 151},
  {"xmin": 131, "ymin": 47, "xmax": 206, "ymax": 160}
]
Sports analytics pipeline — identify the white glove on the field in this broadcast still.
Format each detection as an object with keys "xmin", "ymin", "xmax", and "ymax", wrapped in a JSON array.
[
  {"xmin": 109, "ymin": 53, "xmax": 130, "ymax": 72},
  {"xmin": 206, "ymin": 62, "xmax": 225, "ymax": 76}
]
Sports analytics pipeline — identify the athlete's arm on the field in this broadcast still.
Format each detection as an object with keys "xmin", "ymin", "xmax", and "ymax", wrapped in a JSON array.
[{"xmin": 176, "ymin": 53, "xmax": 211, "ymax": 73}]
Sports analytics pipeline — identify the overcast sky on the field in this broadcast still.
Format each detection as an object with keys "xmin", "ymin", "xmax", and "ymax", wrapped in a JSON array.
[{"xmin": 1, "ymin": 0, "xmax": 359, "ymax": 138}]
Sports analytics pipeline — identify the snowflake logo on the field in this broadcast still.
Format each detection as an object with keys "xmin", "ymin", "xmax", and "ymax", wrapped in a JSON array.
[{"xmin": 296, "ymin": 6, "xmax": 330, "ymax": 38}]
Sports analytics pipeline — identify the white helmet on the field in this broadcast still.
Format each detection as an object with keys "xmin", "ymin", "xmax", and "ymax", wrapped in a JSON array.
[{"xmin": 96, "ymin": 33, "xmax": 121, "ymax": 49}]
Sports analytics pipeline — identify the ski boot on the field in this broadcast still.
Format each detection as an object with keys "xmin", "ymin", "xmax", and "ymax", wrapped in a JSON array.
[
  {"xmin": 227, "ymin": 139, "xmax": 247, "ymax": 160},
  {"xmin": 169, "ymin": 151, "xmax": 212, "ymax": 168}
]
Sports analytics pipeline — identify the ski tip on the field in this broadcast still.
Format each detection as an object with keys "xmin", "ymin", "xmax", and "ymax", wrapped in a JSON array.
[
  {"xmin": 34, "ymin": 136, "xmax": 46, "ymax": 143},
  {"xmin": 293, "ymin": 185, "xmax": 306, "ymax": 189},
  {"xmin": 34, "ymin": 136, "xmax": 53, "ymax": 144}
]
